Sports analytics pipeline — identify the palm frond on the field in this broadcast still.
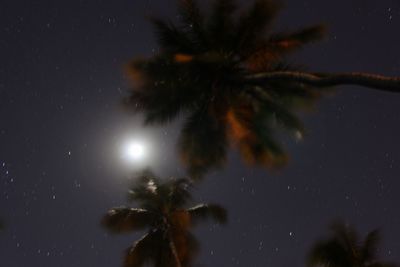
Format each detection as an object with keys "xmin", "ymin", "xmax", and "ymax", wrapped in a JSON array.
[
  {"xmin": 169, "ymin": 178, "xmax": 193, "ymax": 208},
  {"xmin": 151, "ymin": 18, "xmax": 195, "ymax": 54},
  {"xmin": 187, "ymin": 204, "xmax": 227, "ymax": 224},
  {"xmin": 307, "ymin": 239, "xmax": 352, "ymax": 267},
  {"xmin": 330, "ymin": 222, "xmax": 359, "ymax": 254},
  {"xmin": 178, "ymin": 108, "xmax": 228, "ymax": 178},
  {"xmin": 128, "ymin": 170, "xmax": 158, "ymax": 204},
  {"xmin": 227, "ymin": 103, "xmax": 288, "ymax": 168},
  {"xmin": 124, "ymin": 230, "xmax": 163, "ymax": 267},
  {"xmin": 263, "ymin": 102, "xmax": 304, "ymax": 135},
  {"xmin": 129, "ymin": 173, "xmax": 194, "ymax": 212},
  {"xmin": 244, "ymin": 25, "xmax": 325, "ymax": 71},
  {"xmin": 267, "ymin": 24, "xmax": 326, "ymax": 54},
  {"xmin": 235, "ymin": 0, "xmax": 283, "ymax": 55},
  {"xmin": 361, "ymin": 229, "xmax": 380, "ymax": 262},
  {"xmin": 248, "ymin": 86, "xmax": 305, "ymax": 135},
  {"xmin": 102, "ymin": 207, "xmax": 155, "ymax": 233},
  {"xmin": 178, "ymin": 0, "xmax": 207, "ymax": 50},
  {"xmin": 124, "ymin": 57, "xmax": 199, "ymax": 125},
  {"xmin": 207, "ymin": 0, "xmax": 237, "ymax": 50}
]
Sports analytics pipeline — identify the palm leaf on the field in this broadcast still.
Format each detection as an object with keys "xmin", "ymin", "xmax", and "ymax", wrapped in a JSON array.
[
  {"xmin": 267, "ymin": 25, "xmax": 326, "ymax": 54},
  {"xmin": 102, "ymin": 207, "xmax": 155, "ymax": 233},
  {"xmin": 308, "ymin": 239, "xmax": 352, "ymax": 267},
  {"xmin": 169, "ymin": 178, "xmax": 193, "ymax": 208},
  {"xmin": 247, "ymin": 86, "xmax": 306, "ymax": 135},
  {"xmin": 235, "ymin": 0, "xmax": 283, "ymax": 56},
  {"xmin": 331, "ymin": 222, "xmax": 359, "ymax": 255},
  {"xmin": 127, "ymin": 170, "xmax": 159, "ymax": 205},
  {"xmin": 244, "ymin": 25, "xmax": 325, "ymax": 71},
  {"xmin": 178, "ymin": 108, "xmax": 228, "ymax": 178},
  {"xmin": 124, "ymin": 230, "xmax": 167, "ymax": 267},
  {"xmin": 187, "ymin": 204, "xmax": 227, "ymax": 224},
  {"xmin": 207, "ymin": 0, "xmax": 237, "ymax": 50},
  {"xmin": 265, "ymin": 82, "xmax": 321, "ymax": 108},
  {"xmin": 227, "ymin": 101, "xmax": 288, "ymax": 168},
  {"xmin": 361, "ymin": 229, "xmax": 380, "ymax": 263},
  {"xmin": 151, "ymin": 19, "xmax": 195, "ymax": 54},
  {"xmin": 124, "ymin": 57, "xmax": 199, "ymax": 125},
  {"xmin": 178, "ymin": 0, "xmax": 207, "ymax": 50}
]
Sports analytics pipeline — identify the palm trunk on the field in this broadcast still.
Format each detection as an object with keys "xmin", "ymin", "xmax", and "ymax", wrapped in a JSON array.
[
  {"xmin": 246, "ymin": 71, "xmax": 400, "ymax": 93},
  {"xmin": 168, "ymin": 231, "xmax": 183, "ymax": 267},
  {"xmin": 163, "ymin": 215, "xmax": 183, "ymax": 267}
]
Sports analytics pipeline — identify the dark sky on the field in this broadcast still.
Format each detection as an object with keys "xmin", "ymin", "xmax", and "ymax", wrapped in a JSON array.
[{"xmin": 1, "ymin": 0, "xmax": 400, "ymax": 266}]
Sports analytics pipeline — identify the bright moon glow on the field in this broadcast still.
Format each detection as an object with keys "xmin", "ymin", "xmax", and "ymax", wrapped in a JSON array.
[{"xmin": 123, "ymin": 142, "xmax": 146, "ymax": 162}]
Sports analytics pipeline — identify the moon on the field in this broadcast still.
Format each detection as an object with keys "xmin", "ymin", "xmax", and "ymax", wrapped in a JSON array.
[{"xmin": 123, "ymin": 141, "xmax": 147, "ymax": 163}]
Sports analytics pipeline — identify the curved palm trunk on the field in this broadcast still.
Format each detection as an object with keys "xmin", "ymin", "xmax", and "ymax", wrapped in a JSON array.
[{"xmin": 246, "ymin": 71, "xmax": 400, "ymax": 93}]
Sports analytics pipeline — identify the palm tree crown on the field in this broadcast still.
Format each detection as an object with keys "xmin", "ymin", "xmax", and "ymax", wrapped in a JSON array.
[
  {"xmin": 102, "ymin": 170, "xmax": 227, "ymax": 267},
  {"xmin": 124, "ymin": 0, "xmax": 400, "ymax": 177},
  {"xmin": 308, "ymin": 222, "xmax": 398, "ymax": 267}
]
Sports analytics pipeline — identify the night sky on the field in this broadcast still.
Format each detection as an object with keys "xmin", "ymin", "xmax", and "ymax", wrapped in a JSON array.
[{"xmin": 1, "ymin": 0, "xmax": 400, "ymax": 266}]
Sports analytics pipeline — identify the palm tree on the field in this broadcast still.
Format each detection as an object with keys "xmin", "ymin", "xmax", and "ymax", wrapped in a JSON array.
[
  {"xmin": 102, "ymin": 170, "xmax": 227, "ymax": 267},
  {"xmin": 124, "ymin": 0, "xmax": 400, "ymax": 177},
  {"xmin": 308, "ymin": 221, "xmax": 398, "ymax": 267}
]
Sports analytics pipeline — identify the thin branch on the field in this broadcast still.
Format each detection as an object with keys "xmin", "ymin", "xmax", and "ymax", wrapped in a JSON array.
[{"xmin": 246, "ymin": 71, "xmax": 400, "ymax": 93}]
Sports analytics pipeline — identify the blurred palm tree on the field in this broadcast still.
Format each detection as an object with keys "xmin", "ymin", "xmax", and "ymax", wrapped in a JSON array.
[
  {"xmin": 124, "ymin": 0, "xmax": 400, "ymax": 177},
  {"xmin": 308, "ymin": 221, "xmax": 398, "ymax": 267},
  {"xmin": 102, "ymin": 170, "xmax": 227, "ymax": 267}
]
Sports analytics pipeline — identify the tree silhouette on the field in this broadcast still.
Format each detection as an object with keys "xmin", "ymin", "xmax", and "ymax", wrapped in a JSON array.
[
  {"xmin": 102, "ymin": 170, "xmax": 227, "ymax": 267},
  {"xmin": 123, "ymin": 0, "xmax": 400, "ymax": 177},
  {"xmin": 308, "ymin": 221, "xmax": 398, "ymax": 267}
]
